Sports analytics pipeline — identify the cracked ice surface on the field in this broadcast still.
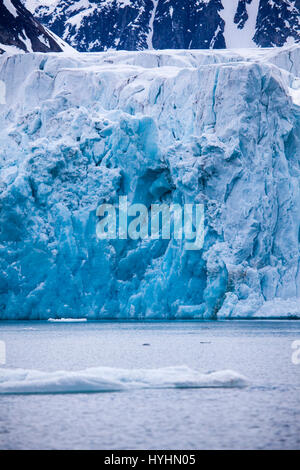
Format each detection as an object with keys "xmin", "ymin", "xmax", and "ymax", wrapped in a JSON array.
[{"xmin": 0, "ymin": 46, "xmax": 300, "ymax": 319}]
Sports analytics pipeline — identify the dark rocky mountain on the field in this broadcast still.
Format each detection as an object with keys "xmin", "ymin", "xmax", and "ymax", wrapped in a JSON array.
[
  {"xmin": 22, "ymin": 0, "xmax": 300, "ymax": 52},
  {"xmin": 0, "ymin": 0, "xmax": 69, "ymax": 54},
  {"xmin": 254, "ymin": 0, "xmax": 300, "ymax": 47}
]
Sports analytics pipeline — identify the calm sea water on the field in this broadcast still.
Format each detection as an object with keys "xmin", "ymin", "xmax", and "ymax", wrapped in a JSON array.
[{"xmin": 0, "ymin": 320, "xmax": 299, "ymax": 450}]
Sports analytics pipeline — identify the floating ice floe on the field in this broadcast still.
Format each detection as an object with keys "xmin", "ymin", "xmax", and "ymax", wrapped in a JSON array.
[
  {"xmin": 0, "ymin": 366, "xmax": 249, "ymax": 394},
  {"xmin": 48, "ymin": 318, "xmax": 87, "ymax": 322}
]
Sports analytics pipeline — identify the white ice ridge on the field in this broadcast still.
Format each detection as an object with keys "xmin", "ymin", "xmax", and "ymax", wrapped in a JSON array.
[
  {"xmin": 0, "ymin": 45, "xmax": 300, "ymax": 319},
  {"xmin": 48, "ymin": 318, "xmax": 87, "ymax": 322},
  {"xmin": 0, "ymin": 366, "xmax": 249, "ymax": 394}
]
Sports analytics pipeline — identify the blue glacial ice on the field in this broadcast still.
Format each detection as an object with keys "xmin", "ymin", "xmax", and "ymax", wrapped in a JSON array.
[{"xmin": 0, "ymin": 46, "xmax": 300, "ymax": 319}]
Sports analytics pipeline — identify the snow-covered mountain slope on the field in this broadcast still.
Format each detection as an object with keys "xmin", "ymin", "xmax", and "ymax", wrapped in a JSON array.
[
  {"xmin": 0, "ymin": 45, "xmax": 300, "ymax": 319},
  {"xmin": 0, "ymin": 0, "xmax": 69, "ymax": 54},
  {"xmin": 22, "ymin": 0, "xmax": 300, "ymax": 52}
]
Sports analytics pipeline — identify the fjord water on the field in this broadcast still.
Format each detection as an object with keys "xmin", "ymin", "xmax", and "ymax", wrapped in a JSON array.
[{"xmin": 0, "ymin": 321, "xmax": 299, "ymax": 450}]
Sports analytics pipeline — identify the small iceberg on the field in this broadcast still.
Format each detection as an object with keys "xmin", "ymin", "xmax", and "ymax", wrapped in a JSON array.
[
  {"xmin": 47, "ymin": 318, "xmax": 87, "ymax": 323},
  {"xmin": 0, "ymin": 366, "xmax": 249, "ymax": 394}
]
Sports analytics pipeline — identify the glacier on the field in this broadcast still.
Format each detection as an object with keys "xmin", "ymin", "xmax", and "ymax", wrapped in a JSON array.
[{"xmin": 0, "ymin": 45, "xmax": 300, "ymax": 319}]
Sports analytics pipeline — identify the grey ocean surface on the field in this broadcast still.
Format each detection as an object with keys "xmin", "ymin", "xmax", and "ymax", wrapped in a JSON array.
[{"xmin": 0, "ymin": 320, "xmax": 299, "ymax": 450}]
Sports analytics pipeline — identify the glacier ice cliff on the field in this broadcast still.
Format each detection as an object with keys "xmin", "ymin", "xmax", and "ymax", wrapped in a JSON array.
[
  {"xmin": 0, "ymin": 46, "xmax": 300, "ymax": 319},
  {"xmin": 0, "ymin": 366, "xmax": 248, "ymax": 394}
]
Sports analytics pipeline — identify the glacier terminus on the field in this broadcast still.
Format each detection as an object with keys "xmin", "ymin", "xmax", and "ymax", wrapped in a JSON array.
[{"xmin": 0, "ymin": 45, "xmax": 300, "ymax": 319}]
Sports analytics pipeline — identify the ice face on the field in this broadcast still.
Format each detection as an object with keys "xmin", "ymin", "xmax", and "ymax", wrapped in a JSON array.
[{"xmin": 0, "ymin": 46, "xmax": 300, "ymax": 319}]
